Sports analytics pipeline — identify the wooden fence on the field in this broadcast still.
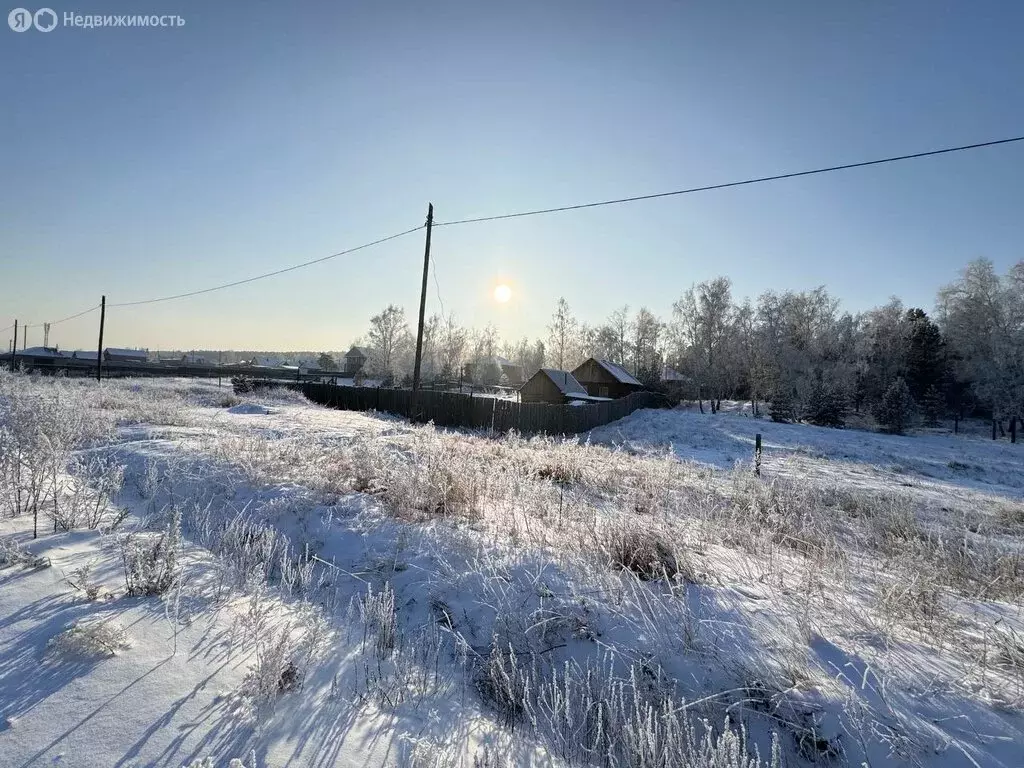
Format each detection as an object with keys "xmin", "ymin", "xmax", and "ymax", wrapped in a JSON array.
[{"xmin": 302, "ymin": 383, "xmax": 665, "ymax": 435}]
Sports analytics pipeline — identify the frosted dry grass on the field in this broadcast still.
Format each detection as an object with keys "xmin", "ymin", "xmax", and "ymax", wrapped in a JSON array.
[
  {"xmin": 46, "ymin": 617, "xmax": 131, "ymax": 658},
  {"xmin": 159, "ymin": 395, "xmax": 1023, "ymax": 755},
  {"xmin": 3, "ymin": 373, "xmax": 1023, "ymax": 766},
  {"xmin": 197, "ymin": 415, "xmax": 1024, "ymax": 752}
]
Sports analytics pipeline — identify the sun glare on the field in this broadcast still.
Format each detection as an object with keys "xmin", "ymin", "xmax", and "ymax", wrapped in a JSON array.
[{"xmin": 494, "ymin": 284, "xmax": 512, "ymax": 303}]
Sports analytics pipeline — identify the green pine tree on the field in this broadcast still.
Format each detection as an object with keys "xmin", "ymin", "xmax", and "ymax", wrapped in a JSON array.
[
  {"xmin": 770, "ymin": 385, "xmax": 797, "ymax": 423},
  {"xmin": 921, "ymin": 385, "xmax": 943, "ymax": 427},
  {"xmin": 875, "ymin": 377, "xmax": 915, "ymax": 434},
  {"xmin": 804, "ymin": 379, "xmax": 848, "ymax": 428}
]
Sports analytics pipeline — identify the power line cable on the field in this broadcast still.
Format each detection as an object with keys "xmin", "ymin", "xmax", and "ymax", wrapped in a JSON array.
[
  {"xmin": 109, "ymin": 224, "xmax": 424, "ymax": 308},
  {"xmin": 432, "ymin": 259, "xmax": 446, "ymax": 319},
  {"xmin": 26, "ymin": 304, "xmax": 101, "ymax": 329},
  {"xmin": 434, "ymin": 134, "xmax": 1024, "ymax": 227}
]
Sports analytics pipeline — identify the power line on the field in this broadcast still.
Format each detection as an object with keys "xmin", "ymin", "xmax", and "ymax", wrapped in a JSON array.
[
  {"xmin": 432, "ymin": 259, "xmax": 446, "ymax": 319},
  {"xmin": 109, "ymin": 224, "xmax": 424, "ymax": 308},
  {"xmin": 434, "ymin": 134, "xmax": 1024, "ymax": 227},
  {"xmin": 26, "ymin": 304, "xmax": 101, "ymax": 329}
]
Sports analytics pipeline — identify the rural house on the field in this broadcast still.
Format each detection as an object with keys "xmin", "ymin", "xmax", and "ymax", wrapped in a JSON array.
[
  {"xmin": 104, "ymin": 348, "xmax": 149, "ymax": 363},
  {"xmin": 245, "ymin": 356, "xmax": 288, "ymax": 368},
  {"xmin": 571, "ymin": 358, "xmax": 643, "ymax": 399},
  {"xmin": 463, "ymin": 356, "xmax": 525, "ymax": 385},
  {"xmin": 343, "ymin": 346, "xmax": 371, "ymax": 375},
  {"xmin": 11, "ymin": 346, "xmax": 65, "ymax": 369},
  {"xmin": 519, "ymin": 368, "xmax": 602, "ymax": 404}
]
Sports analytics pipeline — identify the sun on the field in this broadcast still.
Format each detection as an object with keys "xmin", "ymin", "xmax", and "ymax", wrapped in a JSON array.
[{"xmin": 493, "ymin": 284, "xmax": 512, "ymax": 303}]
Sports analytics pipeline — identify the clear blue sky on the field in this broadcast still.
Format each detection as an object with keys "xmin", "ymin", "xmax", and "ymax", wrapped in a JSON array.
[{"xmin": 2, "ymin": 0, "xmax": 1022, "ymax": 352}]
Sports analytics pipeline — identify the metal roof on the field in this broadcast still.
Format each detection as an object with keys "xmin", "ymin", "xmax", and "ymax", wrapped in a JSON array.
[
  {"xmin": 538, "ymin": 368, "xmax": 589, "ymax": 397},
  {"xmin": 593, "ymin": 359, "xmax": 643, "ymax": 387}
]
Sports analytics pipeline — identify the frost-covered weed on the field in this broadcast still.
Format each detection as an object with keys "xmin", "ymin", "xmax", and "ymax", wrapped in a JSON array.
[
  {"xmin": 183, "ymin": 754, "xmax": 256, "ymax": 768},
  {"xmin": 47, "ymin": 618, "xmax": 129, "ymax": 658},
  {"xmin": 600, "ymin": 517, "xmax": 696, "ymax": 583},
  {"xmin": 0, "ymin": 535, "xmax": 46, "ymax": 568},
  {"xmin": 56, "ymin": 453, "xmax": 127, "ymax": 531},
  {"xmin": 120, "ymin": 507, "xmax": 181, "ymax": 596}
]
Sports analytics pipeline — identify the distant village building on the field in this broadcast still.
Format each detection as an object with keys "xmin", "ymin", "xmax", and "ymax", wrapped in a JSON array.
[
  {"xmin": 104, "ymin": 348, "xmax": 149, "ymax": 364},
  {"xmin": 519, "ymin": 368, "xmax": 607, "ymax": 404},
  {"xmin": 571, "ymin": 358, "xmax": 643, "ymax": 399},
  {"xmin": 12, "ymin": 346, "xmax": 65, "ymax": 368},
  {"xmin": 343, "ymin": 346, "xmax": 371, "ymax": 376},
  {"xmin": 71, "ymin": 350, "xmax": 98, "ymax": 361},
  {"xmin": 246, "ymin": 356, "xmax": 287, "ymax": 368},
  {"xmin": 463, "ymin": 356, "xmax": 524, "ymax": 386}
]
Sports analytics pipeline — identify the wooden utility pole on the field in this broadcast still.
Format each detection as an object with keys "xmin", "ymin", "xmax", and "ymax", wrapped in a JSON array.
[
  {"xmin": 43, "ymin": 322, "xmax": 50, "ymax": 348},
  {"xmin": 96, "ymin": 296, "xmax": 106, "ymax": 383},
  {"xmin": 411, "ymin": 203, "xmax": 434, "ymax": 398},
  {"xmin": 22, "ymin": 324, "xmax": 27, "ymax": 350},
  {"xmin": 12, "ymin": 319, "xmax": 17, "ymax": 354}
]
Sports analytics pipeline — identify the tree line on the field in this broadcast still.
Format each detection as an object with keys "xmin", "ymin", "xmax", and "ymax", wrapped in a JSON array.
[{"xmin": 348, "ymin": 258, "xmax": 1022, "ymax": 431}]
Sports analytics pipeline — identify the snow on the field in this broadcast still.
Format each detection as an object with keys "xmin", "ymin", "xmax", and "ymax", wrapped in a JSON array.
[
  {"xmin": 588, "ymin": 404, "xmax": 1024, "ymax": 499},
  {"xmin": 227, "ymin": 403, "xmax": 271, "ymax": 415},
  {"xmin": 2, "ymin": 379, "xmax": 1023, "ymax": 768}
]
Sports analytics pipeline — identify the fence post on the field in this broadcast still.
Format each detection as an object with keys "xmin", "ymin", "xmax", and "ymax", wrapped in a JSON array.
[
  {"xmin": 993, "ymin": 418, "xmax": 997, "ymax": 441},
  {"xmin": 1012, "ymin": 417, "xmax": 1017, "ymax": 444},
  {"xmin": 754, "ymin": 433, "xmax": 762, "ymax": 477}
]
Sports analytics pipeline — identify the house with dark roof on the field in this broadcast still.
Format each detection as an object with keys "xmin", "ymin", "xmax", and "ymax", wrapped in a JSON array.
[
  {"xmin": 343, "ymin": 346, "xmax": 371, "ymax": 376},
  {"xmin": 104, "ymin": 348, "xmax": 149, "ymax": 364},
  {"xmin": 11, "ymin": 346, "xmax": 66, "ymax": 369},
  {"xmin": 571, "ymin": 358, "xmax": 644, "ymax": 399},
  {"xmin": 519, "ymin": 368, "xmax": 610, "ymax": 404}
]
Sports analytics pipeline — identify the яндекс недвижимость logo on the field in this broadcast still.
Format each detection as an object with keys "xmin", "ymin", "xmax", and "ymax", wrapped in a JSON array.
[
  {"xmin": 8, "ymin": 8, "xmax": 183, "ymax": 31},
  {"xmin": 8, "ymin": 7, "xmax": 56, "ymax": 31},
  {"xmin": 8, "ymin": 7, "xmax": 57, "ymax": 31}
]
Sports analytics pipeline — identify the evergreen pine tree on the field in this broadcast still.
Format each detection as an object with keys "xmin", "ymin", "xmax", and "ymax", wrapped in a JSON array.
[
  {"xmin": 770, "ymin": 385, "xmax": 796, "ymax": 423},
  {"xmin": 875, "ymin": 377, "xmax": 915, "ymax": 434},
  {"xmin": 804, "ymin": 379, "xmax": 848, "ymax": 428},
  {"xmin": 921, "ymin": 385, "xmax": 943, "ymax": 427},
  {"xmin": 904, "ymin": 309, "xmax": 946, "ymax": 402}
]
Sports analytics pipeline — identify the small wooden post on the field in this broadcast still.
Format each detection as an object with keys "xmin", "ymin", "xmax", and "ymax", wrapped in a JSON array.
[
  {"xmin": 993, "ymin": 418, "xmax": 997, "ymax": 441},
  {"xmin": 1012, "ymin": 417, "xmax": 1017, "ymax": 444},
  {"xmin": 953, "ymin": 414, "xmax": 959, "ymax": 434},
  {"xmin": 754, "ymin": 433, "xmax": 762, "ymax": 477}
]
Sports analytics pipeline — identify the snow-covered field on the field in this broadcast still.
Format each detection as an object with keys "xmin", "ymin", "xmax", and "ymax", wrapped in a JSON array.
[{"xmin": 1, "ymin": 374, "xmax": 1022, "ymax": 768}]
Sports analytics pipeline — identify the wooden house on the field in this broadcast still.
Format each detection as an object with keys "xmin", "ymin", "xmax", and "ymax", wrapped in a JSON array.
[
  {"xmin": 519, "ymin": 368, "xmax": 601, "ymax": 404},
  {"xmin": 571, "ymin": 358, "xmax": 644, "ymax": 399},
  {"xmin": 343, "ymin": 346, "xmax": 371, "ymax": 376}
]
